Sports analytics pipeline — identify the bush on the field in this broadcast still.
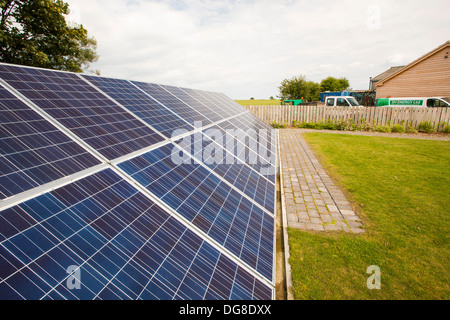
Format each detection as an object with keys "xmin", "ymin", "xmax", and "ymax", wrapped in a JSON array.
[
  {"xmin": 391, "ymin": 124, "xmax": 405, "ymax": 133},
  {"xmin": 336, "ymin": 120, "xmax": 348, "ymax": 131},
  {"xmin": 442, "ymin": 123, "xmax": 450, "ymax": 133},
  {"xmin": 271, "ymin": 121, "xmax": 286, "ymax": 128},
  {"xmin": 405, "ymin": 125, "xmax": 418, "ymax": 134},
  {"xmin": 376, "ymin": 125, "xmax": 391, "ymax": 133},
  {"xmin": 320, "ymin": 121, "xmax": 338, "ymax": 130},
  {"xmin": 418, "ymin": 121, "xmax": 435, "ymax": 133}
]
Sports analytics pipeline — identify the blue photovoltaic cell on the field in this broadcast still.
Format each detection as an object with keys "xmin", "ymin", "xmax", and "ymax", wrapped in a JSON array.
[
  {"xmin": 173, "ymin": 130, "xmax": 275, "ymax": 213},
  {"xmin": 0, "ymin": 64, "xmax": 164, "ymax": 160},
  {"xmin": 218, "ymin": 118, "xmax": 277, "ymax": 184},
  {"xmin": 0, "ymin": 84, "xmax": 101, "ymax": 199},
  {"xmin": 81, "ymin": 75, "xmax": 193, "ymax": 138},
  {"xmin": 131, "ymin": 81, "xmax": 212, "ymax": 126},
  {"xmin": 118, "ymin": 144, "xmax": 274, "ymax": 282},
  {"xmin": 179, "ymin": 88, "xmax": 234, "ymax": 119},
  {"xmin": 160, "ymin": 85, "xmax": 223, "ymax": 123},
  {"xmin": 0, "ymin": 169, "xmax": 272, "ymax": 300},
  {"xmin": 207, "ymin": 121, "xmax": 276, "ymax": 185}
]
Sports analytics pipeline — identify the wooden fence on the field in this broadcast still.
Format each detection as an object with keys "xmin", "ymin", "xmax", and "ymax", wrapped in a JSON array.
[{"xmin": 244, "ymin": 105, "xmax": 450, "ymax": 131}]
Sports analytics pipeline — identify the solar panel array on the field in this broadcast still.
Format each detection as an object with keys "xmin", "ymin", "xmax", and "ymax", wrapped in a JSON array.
[{"xmin": 0, "ymin": 63, "xmax": 277, "ymax": 300}]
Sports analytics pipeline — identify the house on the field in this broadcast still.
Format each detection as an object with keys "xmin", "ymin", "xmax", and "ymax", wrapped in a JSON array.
[
  {"xmin": 374, "ymin": 41, "xmax": 450, "ymax": 99},
  {"xmin": 369, "ymin": 66, "xmax": 405, "ymax": 91}
]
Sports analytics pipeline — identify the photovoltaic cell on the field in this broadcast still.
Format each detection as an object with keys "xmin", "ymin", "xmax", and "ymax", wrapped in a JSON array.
[
  {"xmin": 160, "ymin": 85, "xmax": 223, "ymax": 123},
  {"xmin": 179, "ymin": 87, "xmax": 234, "ymax": 119},
  {"xmin": 81, "ymin": 75, "xmax": 193, "ymax": 138},
  {"xmin": 212, "ymin": 120, "xmax": 277, "ymax": 184},
  {"xmin": 0, "ymin": 169, "xmax": 272, "ymax": 300},
  {"xmin": 172, "ymin": 130, "xmax": 275, "ymax": 213},
  {"xmin": 131, "ymin": 81, "xmax": 212, "ymax": 126},
  {"xmin": 0, "ymin": 84, "xmax": 101, "ymax": 199},
  {"xmin": 0, "ymin": 64, "xmax": 164, "ymax": 160},
  {"xmin": 118, "ymin": 144, "xmax": 274, "ymax": 281}
]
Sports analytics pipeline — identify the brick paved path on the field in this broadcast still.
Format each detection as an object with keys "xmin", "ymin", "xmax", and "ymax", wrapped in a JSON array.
[{"xmin": 279, "ymin": 130, "xmax": 364, "ymax": 233}]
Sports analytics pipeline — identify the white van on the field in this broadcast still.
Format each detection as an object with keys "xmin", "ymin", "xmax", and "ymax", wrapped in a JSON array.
[
  {"xmin": 376, "ymin": 97, "xmax": 450, "ymax": 107},
  {"xmin": 324, "ymin": 96, "xmax": 362, "ymax": 107}
]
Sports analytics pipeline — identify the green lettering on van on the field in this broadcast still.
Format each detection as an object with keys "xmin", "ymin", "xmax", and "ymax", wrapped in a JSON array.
[{"xmin": 390, "ymin": 100, "xmax": 423, "ymax": 105}]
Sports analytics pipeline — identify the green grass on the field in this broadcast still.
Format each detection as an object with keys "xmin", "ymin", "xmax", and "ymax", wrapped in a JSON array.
[
  {"xmin": 288, "ymin": 133, "xmax": 450, "ymax": 299},
  {"xmin": 235, "ymin": 99, "xmax": 281, "ymax": 105}
]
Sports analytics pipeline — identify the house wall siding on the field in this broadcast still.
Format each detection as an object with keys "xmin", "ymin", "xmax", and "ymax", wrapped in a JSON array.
[{"xmin": 376, "ymin": 45, "xmax": 450, "ymax": 98}]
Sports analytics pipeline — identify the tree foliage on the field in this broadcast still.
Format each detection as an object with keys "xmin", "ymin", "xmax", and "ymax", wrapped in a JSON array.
[
  {"xmin": 0, "ymin": 0, "xmax": 98, "ymax": 72},
  {"xmin": 320, "ymin": 76, "xmax": 350, "ymax": 92},
  {"xmin": 278, "ymin": 75, "xmax": 321, "ymax": 101},
  {"xmin": 278, "ymin": 75, "xmax": 351, "ymax": 102}
]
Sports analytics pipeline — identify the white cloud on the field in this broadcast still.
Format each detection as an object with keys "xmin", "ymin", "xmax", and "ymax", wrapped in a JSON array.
[{"xmin": 65, "ymin": 0, "xmax": 449, "ymax": 99}]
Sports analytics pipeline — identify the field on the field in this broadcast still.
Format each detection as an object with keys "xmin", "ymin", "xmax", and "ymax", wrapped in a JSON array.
[
  {"xmin": 288, "ymin": 133, "xmax": 450, "ymax": 299},
  {"xmin": 235, "ymin": 99, "xmax": 281, "ymax": 106}
]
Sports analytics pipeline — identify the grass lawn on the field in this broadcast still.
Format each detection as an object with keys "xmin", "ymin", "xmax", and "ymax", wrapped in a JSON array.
[
  {"xmin": 288, "ymin": 133, "xmax": 450, "ymax": 299},
  {"xmin": 235, "ymin": 99, "xmax": 281, "ymax": 105}
]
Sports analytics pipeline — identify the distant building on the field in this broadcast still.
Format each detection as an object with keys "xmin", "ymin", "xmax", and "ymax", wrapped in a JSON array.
[{"xmin": 374, "ymin": 41, "xmax": 450, "ymax": 99}]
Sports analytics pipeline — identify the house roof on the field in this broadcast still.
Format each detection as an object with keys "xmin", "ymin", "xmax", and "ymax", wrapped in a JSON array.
[
  {"xmin": 376, "ymin": 40, "xmax": 450, "ymax": 87},
  {"xmin": 371, "ymin": 66, "xmax": 405, "ymax": 82}
]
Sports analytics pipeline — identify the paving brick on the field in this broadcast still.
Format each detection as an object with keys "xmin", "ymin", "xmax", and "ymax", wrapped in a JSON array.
[
  {"xmin": 314, "ymin": 199, "xmax": 326, "ymax": 206},
  {"xmin": 350, "ymin": 227, "xmax": 365, "ymax": 234},
  {"xmin": 320, "ymin": 214, "xmax": 333, "ymax": 223},
  {"xmin": 297, "ymin": 212, "xmax": 309, "ymax": 220},
  {"xmin": 290, "ymin": 222, "xmax": 306, "ymax": 229},
  {"xmin": 305, "ymin": 201, "xmax": 316, "ymax": 209},
  {"xmin": 324, "ymin": 225, "xmax": 342, "ymax": 231},
  {"xmin": 310, "ymin": 217, "xmax": 322, "ymax": 224},
  {"xmin": 347, "ymin": 221, "xmax": 363, "ymax": 228},
  {"xmin": 317, "ymin": 206, "xmax": 329, "ymax": 214},
  {"xmin": 341, "ymin": 210, "xmax": 356, "ymax": 216},
  {"xmin": 307, "ymin": 209, "xmax": 319, "ymax": 218},
  {"xmin": 304, "ymin": 223, "xmax": 325, "ymax": 231}
]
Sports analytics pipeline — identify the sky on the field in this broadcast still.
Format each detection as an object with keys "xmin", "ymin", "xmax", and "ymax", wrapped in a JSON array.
[{"xmin": 65, "ymin": 0, "xmax": 449, "ymax": 99}]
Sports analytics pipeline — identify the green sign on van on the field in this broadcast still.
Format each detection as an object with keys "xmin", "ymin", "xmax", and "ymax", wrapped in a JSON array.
[{"xmin": 390, "ymin": 99, "xmax": 423, "ymax": 106}]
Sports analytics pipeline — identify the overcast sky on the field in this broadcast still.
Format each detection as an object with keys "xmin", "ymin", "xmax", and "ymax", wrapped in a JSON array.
[{"xmin": 65, "ymin": 0, "xmax": 449, "ymax": 99}]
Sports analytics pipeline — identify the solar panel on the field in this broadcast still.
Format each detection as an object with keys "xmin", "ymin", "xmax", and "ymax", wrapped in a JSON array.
[
  {"xmin": 117, "ymin": 144, "xmax": 274, "ymax": 282},
  {"xmin": 178, "ymin": 87, "xmax": 235, "ymax": 119},
  {"xmin": 0, "ymin": 64, "xmax": 164, "ymax": 160},
  {"xmin": 160, "ymin": 85, "xmax": 224, "ymax": 123},
  {"xmin": 131, "ymin": 81, "xmax": 212, "ymax": 126},
  {"xmin": 81, "ymin": 75, "xmax": 193, "ymax": 138},
  {"xmin": 0, "ymin": 84, "xmax": 101, "ymax": 199},
  {"xmin": 0, "ymin": 62, "xmax": 276, "ymax": 300},
  {"xmin": 0, "ymin": 169, "xmax": 272, "ymax": 300},
  {"xmin": 209, "ymin": 91, "xmax": 251, "ymax": 115},
  {"xmin": 172, "ymin": 127, "xmax": 275, "ymax": 213},
  {"xmin": 216, "ymin": 119, "xmax": 277, "ymax": 183}
]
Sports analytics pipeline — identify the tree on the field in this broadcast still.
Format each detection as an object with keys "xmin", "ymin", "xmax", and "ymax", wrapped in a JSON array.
[
  {"xmin": 278, "ymin": 75, "xmax": 321, "ymax": 101},
  {"xmin": 320, "ymin": 76, "xmax": 350, "ymax": 92},
  {"xmin": 0, "ymin": 0, "xmax": 98, "ymax": 72}
]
